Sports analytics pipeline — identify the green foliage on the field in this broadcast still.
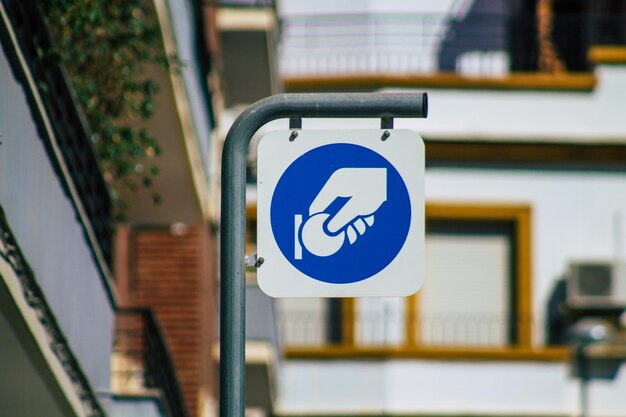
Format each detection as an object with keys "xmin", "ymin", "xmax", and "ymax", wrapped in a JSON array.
[{"xmin": 40, "ymin": 0, "xmax": 177, "ymax": 219}]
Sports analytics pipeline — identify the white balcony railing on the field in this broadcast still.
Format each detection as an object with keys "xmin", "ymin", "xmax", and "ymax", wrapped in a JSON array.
[{"xmin": 279, "ymin": 12, "xmax": 598, "ymax": 78}]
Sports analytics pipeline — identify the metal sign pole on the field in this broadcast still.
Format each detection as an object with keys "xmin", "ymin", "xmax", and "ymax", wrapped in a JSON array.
[{"xmin": 219, "ymin": 93, "xmax": 428, "ymax": 417}]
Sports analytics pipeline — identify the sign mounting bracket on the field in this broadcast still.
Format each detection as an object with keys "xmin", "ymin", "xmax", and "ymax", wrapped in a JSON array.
[
  {"xmin": 381, "ymin": 116, "xmax": 394, "ymax": 129},
  {"xmin": 289, "ymin": 117, "xmax": 302, "ymax": 130}
]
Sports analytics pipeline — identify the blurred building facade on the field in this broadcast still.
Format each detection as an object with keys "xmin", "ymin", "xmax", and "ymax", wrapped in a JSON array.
[
  {"xmin": 211, "ymin": 1, "xmax": 282, "ymax": 416},
  {"xmin": 238, "ymin": 0, "xmax": 626, "ymax": 416},
  {"xmin": 0, "ymin": 1, "xmax": 221, "ymax": 417},
  {"xmin": 4, "ymin": 0, "xmax": 626, "ymax": 416},
  {"xmin": 111, "ymin": 0, "xmax": 219, "ymax": 416}
]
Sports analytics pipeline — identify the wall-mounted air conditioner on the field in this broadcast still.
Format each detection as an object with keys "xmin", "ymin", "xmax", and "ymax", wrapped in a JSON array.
[{"xmin": 567, "ymin": 261, "xmax": 626, "ymax": 308}]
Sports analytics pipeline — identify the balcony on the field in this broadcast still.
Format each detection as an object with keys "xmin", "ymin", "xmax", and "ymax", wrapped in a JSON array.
[
  {"xmin": 1, "ymin": 2, "xmax": 115, "ymax": 413},
  {"xmin": 2, "ymin": 0, "xmax": 113, "ymax": 267},
  {"xmin": 279, "ymin": 12, "xmax": 626, "ymax": 91},
  {"xmin": 214, "ymin": 0, "xmax": 280, "ymax": 107},
  {"xmin": 277, "ymin": 305, "xmax": 570, "ymax": 360},
  {"xmin": 111, "ymin": 308, "xmax": 189, "ymax": 417}
]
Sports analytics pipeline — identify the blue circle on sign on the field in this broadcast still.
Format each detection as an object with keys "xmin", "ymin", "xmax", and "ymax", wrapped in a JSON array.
[{"xmin": 270, "ymin": 143, "xmax": 411, "ymax": 284}]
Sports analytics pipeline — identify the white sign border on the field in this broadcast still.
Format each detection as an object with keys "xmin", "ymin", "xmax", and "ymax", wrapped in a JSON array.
[{"xmin": 256, "ymin": 129, "xmax": 424, "ymax": 298}]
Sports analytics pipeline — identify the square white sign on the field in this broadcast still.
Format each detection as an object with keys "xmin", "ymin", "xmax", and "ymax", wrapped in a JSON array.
[{"xmin": 256, "ymin": 129, "xmax": 424, "ymax": 298}]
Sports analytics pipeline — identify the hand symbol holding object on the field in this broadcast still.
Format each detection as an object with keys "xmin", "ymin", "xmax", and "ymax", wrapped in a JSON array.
[{"xmin": 296, "ymin": 168, "xmax": 387, "ymax": 258}]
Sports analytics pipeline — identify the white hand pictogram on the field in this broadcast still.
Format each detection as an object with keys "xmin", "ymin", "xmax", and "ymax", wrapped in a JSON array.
[{"xmin": 295, "ymin": 168, "xmax": 387, "ymax": 258}]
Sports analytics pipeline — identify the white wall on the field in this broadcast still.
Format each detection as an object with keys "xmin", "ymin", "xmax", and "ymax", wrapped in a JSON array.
[
  {"xmin": 383, "ymin": 361, "xmax": 575, "ymax": 415},
  {"xmin": 400, "ymin": 65, "xmax": 626, "ymax": 142},
  {"xmin": 278, "ymin": 361, "xmax": 387, "ymax": 413},
  {"xmin": 279, "ymin": 359, "xmax": 626, "ymax": 416}
]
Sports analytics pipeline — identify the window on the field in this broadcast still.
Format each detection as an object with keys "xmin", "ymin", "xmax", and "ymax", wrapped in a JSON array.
[
  {"xmin": 419, "ymin": 224, "xmax": 514, "ymax": 346},
  {"xmin": 421, "ymin": 204, "xmax": 532, "ymax": 349}
]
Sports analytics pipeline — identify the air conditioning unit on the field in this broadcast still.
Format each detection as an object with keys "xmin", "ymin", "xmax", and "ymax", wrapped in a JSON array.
[{"xmin": 567, "ymin": 261, "xmax": 626, "ymax": 308}]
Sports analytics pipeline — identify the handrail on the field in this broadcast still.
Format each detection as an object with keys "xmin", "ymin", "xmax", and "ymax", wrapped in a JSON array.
[{"xmin": 115, "ymin": 307, "xmax": 189, "ymax": 417}]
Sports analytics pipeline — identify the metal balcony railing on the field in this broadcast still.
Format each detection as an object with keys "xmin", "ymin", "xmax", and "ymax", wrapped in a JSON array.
[
  {"xmin": 2, "ymin": 0, "xmax": 113, "ymax": 266},
  {"xmin": 277, "ymin": 305, "xmax": 552, "ymax": 348},
  {"xmin": 278, "ymin": 310, "xmax": 514, "ymax": 347},
  {"xmin": 113, "ymin": 308, "xmax": 189, "ymax": 417},
  {"xmin": 279, "ymin": 12, "xmax": 626, "ymax": 77}
]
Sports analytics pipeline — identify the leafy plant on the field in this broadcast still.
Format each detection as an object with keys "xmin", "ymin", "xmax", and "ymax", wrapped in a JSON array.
[{"xmin": 40, "ymin": 0, "xmax": 177, "ymax": 219}]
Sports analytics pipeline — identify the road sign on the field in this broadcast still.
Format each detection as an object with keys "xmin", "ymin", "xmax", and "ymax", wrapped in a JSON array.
[{"xmin": 256, "ymin": 129, "xmax": 424, "ymax": 298}]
